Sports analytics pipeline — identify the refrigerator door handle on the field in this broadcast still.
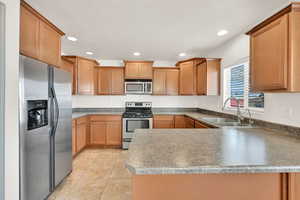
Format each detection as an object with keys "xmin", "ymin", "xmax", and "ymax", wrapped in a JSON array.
[{"xmin": 50, "ymin": 87, "xmax": 59, "ymax": 137}]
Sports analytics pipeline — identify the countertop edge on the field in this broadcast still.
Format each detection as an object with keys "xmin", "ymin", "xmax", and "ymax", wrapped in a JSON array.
[{"xmin": 125, "ymin": 163, "xmax": 300, "ymax": 175}]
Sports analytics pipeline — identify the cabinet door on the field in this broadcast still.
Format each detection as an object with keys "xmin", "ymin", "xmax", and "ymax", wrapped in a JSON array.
[
  {"xmin": 72, "ymin": 120, "xmax": 77, "ymax": 156},
  {"xmin": 39, "ymin": 20, "xmax": 61, "ymax": 67},
  {"xmin": 125, "ymin": 63, "xmax": 140, "ymax": 79},
  {"xmin": 153, "ymin": 115, "xmax": 174, "ymax": 128},
  {"xmin": 139, "ymin": 63, "xmax": 153, "ymax": 79},
  {"xmin": 195, "ymin": 121, "xmax": 208, "ymax": 128},
  {"xmin": 20, "ymin": 5, "xmax": 40, "ymax": 58},
  {"xmin": 111, "ymin": 68, "xmax": 124, "ymax": 95},
  {"xmin": 153, "ymin": 70, "xmax": 166, "ymax": 95},
  {"xmin": 174, "ymin": 115, "xmax": 186, "ymax": 128},
  {"xmin": 166, "ymin": 70, "xmax": 179, "ymax": 95},
  {"xmin": 106, "ymin": 121, "xmax": 122, "ymax": 145},
  {"xmin": 76, "ymin": 123, "xmax": 87, "ymax": 152},
  {"xmin": 197, "ymin": 62, "xmax": 207, "ymax": 95},
  {"xmin": 180, "ymin": 61, "xmax": 197, "ymax": 95},
  {"xmin": 77, "ymin": 59, "xmax": 95, "ymax": 95},
  {"xmin": 90, "ymin": 122, "xmax": 106, "ymax": 145},
  {"xmin": 98, "ymin": 68, "xmax": 112, "ymax": 95},
  {"xmin": 185, "ymin": 117, "xmax": 195, "ymax": 128},
  {"xmin": 289, "ymin": 173, "xmax": 300, "ymax": 200},
  {"xmin": 250, "ymin": 14, "xmax": 288, "ymax": 91}
]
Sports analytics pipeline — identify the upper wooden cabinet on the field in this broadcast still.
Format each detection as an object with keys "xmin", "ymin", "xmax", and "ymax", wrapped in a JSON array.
[
  {"xmin": 63, "ymin": 56, "xmax": 99, "ymax": 95},
  {"xmin": 96, "ymin": 67, "xmax": 124, "ymax": 95},
  {"xmin": 153, "ymin": 68, "xmax": 179, "ymax": 95},
  {"xmin": 197, "ymin": 59, "xmax": 221, "ymax": 96},
  {"xmin": 177, "ymin": 58, "xmax": 203, "ymax": 95},
  {"xmin": 247, "ymin": 3, "xmax": 300, "ymax": 92},
  {"xmin": 124, "ymin": 61, "xmax": 153, "ymax": 79},
  {"xmin": 20, "ymin": 1, "xmax": 64, "ymax": 67},
  {"xmin": 60, "ymin": 57, "xmax": 75, "ymax": 94}
]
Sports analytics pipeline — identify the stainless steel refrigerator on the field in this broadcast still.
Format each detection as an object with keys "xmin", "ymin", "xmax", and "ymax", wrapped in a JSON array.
[{"xmin": 19, "ymin": 55, "xmax": 72, "ymax": 200}]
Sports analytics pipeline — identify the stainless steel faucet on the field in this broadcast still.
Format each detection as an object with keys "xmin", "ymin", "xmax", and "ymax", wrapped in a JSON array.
[{"xmin": 222, "ymin": 97, "xmax": 244, "ymax": 124}]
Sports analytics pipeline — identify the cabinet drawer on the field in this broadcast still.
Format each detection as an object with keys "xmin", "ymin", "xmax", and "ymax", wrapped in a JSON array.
[
  {"xmin": 90, "ymin": 115, "xmax": 122, "ymax": 122},
  {"xmin": 154, "ymin": 115, "xmax": 174, "ymax": 121}
]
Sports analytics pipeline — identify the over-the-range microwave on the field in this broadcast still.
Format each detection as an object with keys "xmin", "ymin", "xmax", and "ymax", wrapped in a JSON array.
[{"xmin": 125, "ymin": 80, "xmax": 152, "ymax": 94}]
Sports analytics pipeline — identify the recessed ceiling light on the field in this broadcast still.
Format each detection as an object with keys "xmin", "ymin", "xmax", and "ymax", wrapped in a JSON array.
[
  {"xmin": 179, "ymin": 53, "xmax": 186, "ymax": 57},
  {"xmin": 67, "ymin": 36, "xmax": 78, "ymax": 41},
  {"xmin": 133, "ymin": 52, "xmax": 141, "ymax": 56},
  {"xmin": 86, "ymin": 51, "xmax": 93, "ymax": 55},
  {"xmin": 217, "ymin": 30, "xmax": 228, "ymax": 36}
]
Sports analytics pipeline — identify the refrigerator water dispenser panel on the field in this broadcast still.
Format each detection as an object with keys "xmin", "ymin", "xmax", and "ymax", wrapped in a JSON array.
[{"xmin": 27, "ymin": 100, "xmax": 48, "ymax": 130}]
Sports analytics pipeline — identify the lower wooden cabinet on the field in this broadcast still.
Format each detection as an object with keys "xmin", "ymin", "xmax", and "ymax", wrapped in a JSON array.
[
  {"xmin": 289, "ymin": 173, "xmax": 300, "ymax": 200},
  {"xmin": 90, "ymin": 115, "xmax": 122, "ymax": 147},
  {"xmin": 195, "ymin": 120, "xmax": 209, "ymax": 128},
  {"xmin": 154, "ymin": 115, "xmax": 209, "ymax": 129},
  {"xmin": 76, "ymin": 117, "xmax": 88, "ymax": 153},
  {"xmin": 153, "ymin": 115, "xmax": 175, "ymax": 128},
  {"xmin": 72, "ymin": 120, "xmax": 77, "ymax": 156},
  {"xmin": 174, "ymin": 115, "xmax": 186, "ymax": 128},
  {"xmin": 185, "ymin": 117, "xmax": 195, "ymax": 128}
]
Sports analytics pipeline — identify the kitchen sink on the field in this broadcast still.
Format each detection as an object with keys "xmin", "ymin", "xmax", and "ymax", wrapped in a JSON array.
[{"xmin": 201, "ymin": 117, "xmax": 253, "ymax": 128}]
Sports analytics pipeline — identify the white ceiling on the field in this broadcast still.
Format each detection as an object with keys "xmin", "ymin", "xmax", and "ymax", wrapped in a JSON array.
[{"xmin": 27, "ymin": 0, "xmax": 289, "ymax": 61}]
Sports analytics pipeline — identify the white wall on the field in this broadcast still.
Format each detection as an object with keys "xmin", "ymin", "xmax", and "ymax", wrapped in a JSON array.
[
  {"xmin": 73, "ymin": 95, "xmax": 200, "ymax": 108},
  {"xmin": 204, "ymin": 34, "xmax": 300, "ymax": 127},
  {"xmin": 1, "ymin": 0, "xmax": 20, "ymax": 200},
  {"xmin": 98, "ymin": 60, "xmax": 177, "ymax": 67}
]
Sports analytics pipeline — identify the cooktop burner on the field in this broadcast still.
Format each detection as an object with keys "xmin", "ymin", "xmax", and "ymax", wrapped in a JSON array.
[{"xmin": 122, "ymin": 102, "xmax": 153, "ymax": 118}]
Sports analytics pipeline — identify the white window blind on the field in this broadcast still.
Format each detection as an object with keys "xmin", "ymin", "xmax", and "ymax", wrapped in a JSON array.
[{"xmin": 223, "ymin": 62, "xmax": 264, "ymax": 110}]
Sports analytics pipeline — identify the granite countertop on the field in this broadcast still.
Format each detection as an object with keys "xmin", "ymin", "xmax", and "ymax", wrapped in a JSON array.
[
  {"xmin": 72, "ymin": 111, "xmax": 124, "ymax": 119},
  {"xmin": 126, "ymin": 128, "xmax": 300, "ymax": 175}
]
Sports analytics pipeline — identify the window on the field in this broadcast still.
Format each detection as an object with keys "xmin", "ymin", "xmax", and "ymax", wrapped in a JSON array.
[{"xmin": 223, "ymin": 62, "xmax": 264, "ymax": 110}]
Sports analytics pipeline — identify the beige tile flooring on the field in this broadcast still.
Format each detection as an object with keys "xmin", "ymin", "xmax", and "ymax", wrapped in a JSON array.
[{"xmin": 48, "ymin": 149, "xmax": 132, "ymax": 200}]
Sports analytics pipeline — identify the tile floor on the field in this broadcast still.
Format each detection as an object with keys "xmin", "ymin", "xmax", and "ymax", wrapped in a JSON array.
[{"xmin": 48, "ymin": 149, "xmax": 132, "ymax": 200}]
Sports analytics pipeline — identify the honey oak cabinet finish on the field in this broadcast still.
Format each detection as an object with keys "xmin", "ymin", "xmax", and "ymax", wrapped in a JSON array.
[
  {"xmin": 20, "ymin": 3, "xmax": 40, "ymax": 59},
  {"xmin": 60, "ymin": 57, "xmax": 75, "ymax": 94},
  {"xmin": 197, "ymin": 59, "xmax": 221, "ymax": 96},
  {"xmin": 20, "ymin": 1, "xmax": 64, "ymax": 67},
  {"xmin": 125, "ymin": 61, "xmax": 153, "ymax": 79},
  {"xmin": 72, "ymin": 120, "xmax": 77, "ymax": 156},
  {"xmin": 174, "ymin": 115, "xmax": 186, "ymax": 128},
  {"xmin": 153, "ymin": 68, "xmax": 179, "ymax": 95},
  {"xmin": 132, "ymin": 173, "xmax": 286, "ymax": 200},
  {"xmin": 63, "ymin": 56, "xmax": 98, "ymax": 95},
  {"xmin": 289, "ymin": 173, "xmax": 300, "ymax": 200},
  {"xmin": 89, "ymin": 115, "xmax": 122, "ymax": 147},
  {"xmin": 185, "ymin": 116, "xmax": 195, "ymax": 128},
  {"xmin": 90, "ymin": 121, "xmax": 106, "ymax": 145},
  {"xmin": 195, "ymin": 120, "xmax": 209, "ymax": 128},
  {"xmin": 76, "ymin": 117, "xmax": 88, "ymax": 153},
  {"xmin": 96, "ymin": 67, "xmax": 124, "ymax": 95},
  {"xmin": 247, "ymin": 3, "xmax": 300, "ymax": 92},
  {"xmin": 153, "ymin": 115, "xmax": 175, "ymax": 128},
  {"xmin": 177, "ymin": 58, "xmax": 203, "ymax": 95}
]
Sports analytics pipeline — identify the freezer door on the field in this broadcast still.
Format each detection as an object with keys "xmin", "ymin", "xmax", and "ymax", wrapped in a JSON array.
[
  {"xmin": 19, "ymin": 56, "xmax": 51, "ymax": 200},
  {"xmin": 52, "ymin": 67, "xmax": 72, "ymax": 187}
]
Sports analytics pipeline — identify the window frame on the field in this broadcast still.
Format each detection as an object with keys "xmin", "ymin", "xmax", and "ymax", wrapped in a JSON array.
[{"xmin": 223, "ymin": 61, "xmax": 264, "ymax": 113}]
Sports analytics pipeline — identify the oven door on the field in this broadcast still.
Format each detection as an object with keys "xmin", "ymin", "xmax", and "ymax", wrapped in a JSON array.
[
  {"xmin": 123, "ymin": 118, "xmax": 153, "ymax": 139},
  {"xmin": 125, "ymin": 82, "xmax": 144, "ymax": 94}
]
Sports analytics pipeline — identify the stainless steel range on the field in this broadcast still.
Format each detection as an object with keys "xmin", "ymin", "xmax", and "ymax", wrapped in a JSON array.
[{"xmin": 122, "ymin": 102, "xmax": 153, "ymax": 149}]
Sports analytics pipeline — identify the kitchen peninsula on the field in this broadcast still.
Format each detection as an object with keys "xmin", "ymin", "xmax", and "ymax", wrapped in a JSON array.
[{"xmin": 126, "ymin": 128, "xmax": 300, "ymax": 200}]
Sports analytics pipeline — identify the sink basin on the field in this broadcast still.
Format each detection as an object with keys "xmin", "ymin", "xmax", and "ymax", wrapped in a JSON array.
[
  {"xmin": 201, "ymin": 117, "xmax": 252, "ymax": 128},
  {"xmin": 201, "ymin": 117, "xmax": 237, "ymax": 124}
]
